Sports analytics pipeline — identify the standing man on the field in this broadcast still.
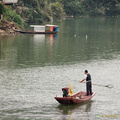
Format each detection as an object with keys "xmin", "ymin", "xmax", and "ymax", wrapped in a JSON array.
[{"xmin": 80, "ymin": 70, "xmax": 92, "ymax": 96}]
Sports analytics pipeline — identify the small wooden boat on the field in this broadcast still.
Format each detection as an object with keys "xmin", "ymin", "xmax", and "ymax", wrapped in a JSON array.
[
  {"xmin": 14, "ymin": 24, "xmax": 58, "ymax": 34},
  {"xmin": 54, "ymin": 91, "xmax": 95, "ymax": 105}
]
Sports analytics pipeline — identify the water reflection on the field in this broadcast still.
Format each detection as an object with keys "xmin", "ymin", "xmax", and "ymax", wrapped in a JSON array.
[
  {"xmin": 56, "ymin": 101, "xmax": 93, "ymax": 120},
  {"xmin": 0, "ymin": 34, "xmax": 58, "ymax": 68},
  {"xmin": 33, "ymin": 34, "xmax": 45, "ymax": 43},
  {"xmin": 57, "ymin": 101, "xmax": 93, "ymax": 114},
  {"xmin": 0, "ymin": 36, "xmax": 16, "ymax": 59},
  {"xmin": 0, "ymin": 36, "xmax": 17, "ymax": 69},
  {"xmin": 33, "ymin": 34, "xmax": 58, "ymax": 44}
]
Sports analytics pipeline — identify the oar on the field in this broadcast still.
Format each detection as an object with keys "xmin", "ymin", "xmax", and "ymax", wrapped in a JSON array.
[{"xmin": 81, "ymin": 82, "xmax": 114, "ymax": 88}]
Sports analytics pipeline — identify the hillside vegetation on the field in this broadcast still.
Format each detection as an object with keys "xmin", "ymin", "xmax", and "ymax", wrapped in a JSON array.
[
  {"xmin": 18, "ymin": 0, "xmax": 120, "ymax": 23},
  {"xmin": 1, "ymin": 0, "xmax": 120, "ymax": 25}
]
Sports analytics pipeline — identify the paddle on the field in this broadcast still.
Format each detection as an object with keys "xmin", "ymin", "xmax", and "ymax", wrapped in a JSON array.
[{"xmin": 80, "ymin": 82, "xmax": 114, "ymax": 88}]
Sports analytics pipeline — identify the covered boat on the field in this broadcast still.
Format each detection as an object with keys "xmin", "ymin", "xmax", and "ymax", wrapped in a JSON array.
[
  {"xmin": 14, "ymin": 24, "xmax": 59, "ymax": 34},
  {"xmin": 54, "ymin": 88, "xmax": 95, "ymax": 105}
]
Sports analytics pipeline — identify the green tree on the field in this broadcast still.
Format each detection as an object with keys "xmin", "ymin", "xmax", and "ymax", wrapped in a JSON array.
[
  {"xmin": 62, "ymin": 0, "xmax": 84, "ymax": 16},
  {"xmin": 50, "ymin": 2, "xmax": 65, "ymax": 20},
  {"xmin": 105, "ymin": 0, "xmax": 120, "ymax": 16},
  {"xmin": 82, "ymin": 0, "xmax": 120, "ymax": 16},
  {"xmin": 0, "ymin": 3, "xmax": 6, "ymax": 15},
  {"xmin": 5, "ymin": 9, "xmax": 24, "ymax": 26},
  {"xmin": 15, "ymin": 0, "xmax": 120, "ymax": 23}
]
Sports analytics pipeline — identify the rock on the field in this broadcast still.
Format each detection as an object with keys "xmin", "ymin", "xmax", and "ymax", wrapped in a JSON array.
[
  {"xmin": 0, "ymin": 20, "xmax": 21, "ymax": 35},
  {"xmin": 0, "ymin": 29, "xmax": 5, "ymax": 34}
]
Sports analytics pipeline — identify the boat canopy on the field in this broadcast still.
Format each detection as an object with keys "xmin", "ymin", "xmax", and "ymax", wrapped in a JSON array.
[
  {"xmin": 30, "ymin": 25, "xmax": 59, "ymax": 32},
  {"xmin": 45, "ymin": 24, "xmax": 58, "ymax": 27},
  {"xmin": 30, "ymin": 25, "xmax": 45, "ymax": 32}
]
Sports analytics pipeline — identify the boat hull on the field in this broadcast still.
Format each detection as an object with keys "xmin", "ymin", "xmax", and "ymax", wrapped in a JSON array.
[
  {"xmin": 54, "ymin": 92, "xmax": 95, "ymax": 105},
  {"xmin": 14, "ymin": 29, "xmax": 58, "ymax": 34}
]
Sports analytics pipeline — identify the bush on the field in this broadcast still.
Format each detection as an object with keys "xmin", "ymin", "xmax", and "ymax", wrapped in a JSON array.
[
  {"xmin": 62, "ymin": 0, "xmax": 84, "ymax": 16},
  {"xmin": 26, "ymin": 9, "xmax": 43, "ymax": 23},
  {"xmin": 0, "ymin": 3, "xmax": 6, "ymax": 15},
  {"xmin": 5, "ymin": 9, "xmax": 24, "ymax": 26},
  {"xmin": 51, "ymin": 2, "xmax": 65, "ymax": 20}
]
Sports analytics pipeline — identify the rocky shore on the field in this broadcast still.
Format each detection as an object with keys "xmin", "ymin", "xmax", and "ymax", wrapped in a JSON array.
[{"xmin": 0, "ymin": 20, "xmax": 21, "ymax": 35}]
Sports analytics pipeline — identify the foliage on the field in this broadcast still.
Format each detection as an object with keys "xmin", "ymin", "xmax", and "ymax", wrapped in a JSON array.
[
  {"xmin": 0, "ymin": 3, "xmax": 24, "ymax": 26},
  {"xmin": 105, "ymin": 0, "xmax": 120, "ymax": 16},
  {"xmin": 15, "ymin": 6, "xmax": 43, "ymax": 23},
  {"xmin": 28, "ymin": 9, "xmax": 43, "ymax": 23},
  {"xmin": 82, "ymin": 0, "xmax": 120, "ymax": 16},
  {"xmin": 4, "ymin": 9, "xmax": 24, "ymax": 26},
  {"xmin": 3, "ymin": 0, "xmax": 120, "ymax": 25},
  {"xmin": 0, "ymin": 3, "xmax": 6, "ymax": 15},
  {"xmin": 0, "ymin": 0, "xmax": 120, "ymax": 29},
  {"xmin": 62, "ymin": 0, "xmax": 84, "ymax": 16},
  {"xmin": 16, "ymin": 0, "xmax": 65, "ymax": 22},
  {"xmin": 50, "ymin": 2, "xmax": 65, "ymax": 20}
]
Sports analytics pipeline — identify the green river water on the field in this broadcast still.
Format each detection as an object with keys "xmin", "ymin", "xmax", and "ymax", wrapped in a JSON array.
[{"xmin": 0, "ymin": 17, "xmax": 120, "ymax": 120}]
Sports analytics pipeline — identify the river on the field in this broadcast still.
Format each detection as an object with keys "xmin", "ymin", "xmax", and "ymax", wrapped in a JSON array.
[{"xmin": 0, "ymin": 17, "xmax": 120, "ymax": 120}]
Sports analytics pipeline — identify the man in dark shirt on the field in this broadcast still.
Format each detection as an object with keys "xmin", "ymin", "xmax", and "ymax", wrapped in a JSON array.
[{"xmin": 80, "ymin": 70, "xmax": 92, "ymax": 96}]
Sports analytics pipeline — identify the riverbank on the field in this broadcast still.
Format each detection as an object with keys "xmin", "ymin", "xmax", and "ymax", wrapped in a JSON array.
[{"xmin": 0, "ymin": 20, "xmax": 21, "ymax": 35}]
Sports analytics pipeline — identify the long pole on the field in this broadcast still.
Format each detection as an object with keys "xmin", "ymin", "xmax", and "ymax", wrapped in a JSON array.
[{"xmin": 81, "ymin": 82, "xmax": 114, "ymax": 88}]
